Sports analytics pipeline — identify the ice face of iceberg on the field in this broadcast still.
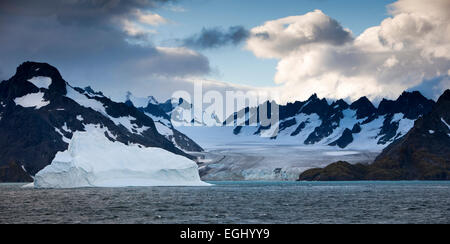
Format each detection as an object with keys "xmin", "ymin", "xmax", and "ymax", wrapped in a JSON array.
[{"xmin": 34, "ymin": 125, "xmax": 209, "ymax": 188}]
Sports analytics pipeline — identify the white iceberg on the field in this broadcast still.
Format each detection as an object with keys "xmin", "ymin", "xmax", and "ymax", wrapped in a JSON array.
[{"xmin": 34, "ymin": 125, "xmax": 209, "ymax": 188}]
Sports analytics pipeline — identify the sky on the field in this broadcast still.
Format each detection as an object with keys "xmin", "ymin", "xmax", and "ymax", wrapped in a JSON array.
[
  {"xmin": 155, "ymin": 0, "xmax": 395, "ymax": 87},
  {"xmin": 0, "ymin": 0, "xmax": 449, "ymax": 104}
]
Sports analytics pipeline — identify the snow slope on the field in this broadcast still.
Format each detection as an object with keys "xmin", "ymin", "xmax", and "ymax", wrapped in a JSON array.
[{"xmin": 33, "ymin": 125, "xmax": 209, "ymax": 188}]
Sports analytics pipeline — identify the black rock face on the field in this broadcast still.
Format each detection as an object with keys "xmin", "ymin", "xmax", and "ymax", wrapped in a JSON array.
[
  {"xmin": 290, "ymin": 121, "xmax": 308, "ymax": 136},
  {"xmin": 351, "ymin": 123, "xmax": 362, "ymax": 133},
  {"xmin": 279, "ymin": 101, "xmax": 306, "ymax": 120},
  {"xmin": 0, "ymin": 62, "xmax": 202, "ymax": 182},
  {"xmin": 301, "ymin": 94, "xmax": 331, "ymax": 118},
  {"xmin": 378, "ymin": 91, "xmax": 434, "ymax": 119},
  {"xmin": 331, "ymin": 99, "xmax": 349, "ymax": 111},
  {"xmin": 233, "ymin": 126, "xmax": 243, "ymax": 135},
  {"xmin": 350, "ymin": 96, "xmax": 377, "ymax": 120},
  {"xmin": 279, "ymin": 118, "xmax": 297, "ymax": 131},
  {"xmin": 0, "ymin": 162, "xmax": 34, "ymax": 182},
  {"xmin": 140, "ymin": 103, "xmax": 171, "ymax": 121},
  {"xmin": 377, "ymin": 113, "xmax": 401, "ymax": 144},
  {"xmin": 329, "ymin": 128, "xmax": 354, "ymax": 148}
]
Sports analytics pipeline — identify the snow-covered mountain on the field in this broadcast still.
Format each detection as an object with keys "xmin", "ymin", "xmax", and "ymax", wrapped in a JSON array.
[
  {"xmin": 0, "ymin": 62, "xmax": 204, "ymax": 183},
  {"xmin": 228, "ymin": 92, "xmax": 434, "ymax": 149},
  {"xmin": 124, "ymin": 93, "xmax": 203, "ymax": 152},
  {"xmin": 370, "ymin": 89, "xmax": 450, "ymax": 179},
  {"xmin": 299, "ymin": 89, "xmax": 450, "ymax": 181},
  {"xmin": 128, "ymin": 91, "xmax": 435, "ymax": 151}
]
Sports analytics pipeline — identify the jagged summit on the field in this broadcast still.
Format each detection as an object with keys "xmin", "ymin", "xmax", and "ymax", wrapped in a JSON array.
[
  {"xmin": 350, "ymin": 96, "xmax": 377, "ymax": 120},
  {"xmin": 14, "ymin": 61, "xmax": 67, "ymax": 95},
  {"xmin": 378, "ymin": 90, "xmax": 434, "ymax": 119},
  {"xmin": 331, "ymin": 99, "xmax": 349, "ymax": 110},
  {"xmin": 437, "ymin": 89, "xmax": 450, "ymax": 103},
  {"xmin": 307, "ymin": 93, "xmax": 319, "ymax": 101}
]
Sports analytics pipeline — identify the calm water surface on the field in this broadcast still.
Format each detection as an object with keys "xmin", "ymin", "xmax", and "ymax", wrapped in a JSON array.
[{"xmin": 0, "ymin": 181, "xmax": 449, "ymax": 224}]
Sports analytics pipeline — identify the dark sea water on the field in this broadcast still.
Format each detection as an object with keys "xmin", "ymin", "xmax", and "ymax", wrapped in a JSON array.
[{"xmin": 0, "ymin": 181, "xmax": 449, "ymax": 224}]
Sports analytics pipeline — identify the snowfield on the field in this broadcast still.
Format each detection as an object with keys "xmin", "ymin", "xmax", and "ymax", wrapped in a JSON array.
[{"xmin": 33, "ymin": 125, "xmax": 209, "ymax": 188}]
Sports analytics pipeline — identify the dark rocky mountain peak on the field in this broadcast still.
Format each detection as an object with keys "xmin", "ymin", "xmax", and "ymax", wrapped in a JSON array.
[
  {"xmin": 16, "ymin": 61, "xmax": 67, "ymax": 95},
  {"xmin": 331, "ymin": 99, "xmax": 349, "ymax": 111},
  {"xmin": 0, "ymin": 62, "xmax": 69, "ymax": 102},
  {"xmin": 350, "ymin": 96, "xmax": 377, "ymax": 119},
  {"xmin": 437, "ymin": 89, "xmax": 450, "ymax": 104},
  {"xmin": 307, "ymin": 93, "xmax": 319, "ymax": 101},
  {"xmin": 378, "ymin": 90, "xmax": 434, "ymax": 119},
  {"xmin": 302, "ymin": 95, "xmax": 329, "ymax": 118},
  {"xmin": 84, "ymin": 86, "xmax": 104, "ymax": 97}
]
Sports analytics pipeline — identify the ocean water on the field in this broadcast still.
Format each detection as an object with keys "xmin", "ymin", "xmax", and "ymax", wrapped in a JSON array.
[{"xmin": 0, "ymin": 181, "xmax": 449, "ymax": 224}]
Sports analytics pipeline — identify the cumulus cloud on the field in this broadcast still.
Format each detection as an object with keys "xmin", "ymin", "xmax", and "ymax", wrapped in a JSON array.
[
  {"xmin": 246, "ymin": 1, "xmax": 450, "ymax": 101},
  {"xmin": 182, "ymin": 26, "xmax": 250, "ymax": 49},
  {"xmin": 246, "ymin": 10, "xmax": 353, "ymax": 59}
]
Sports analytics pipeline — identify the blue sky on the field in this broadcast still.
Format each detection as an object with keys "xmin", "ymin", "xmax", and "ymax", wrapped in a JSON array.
[{"xmin": 153, "ymin": 0, "xmax": 396, "ymax": 87}]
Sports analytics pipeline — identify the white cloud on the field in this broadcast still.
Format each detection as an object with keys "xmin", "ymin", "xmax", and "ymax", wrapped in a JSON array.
[
  {"xmin": 121, "ymin": 19, "xmax": 157, "ymax": 38},
  {"xmin": 134, "ymin": 10, "xmax": 168, "ymax": 26},
  {"xmin": 246, "ymin": 10, "xmax": 352, "ymax": 59},
  {"xmin": 245, "ymin": 0, "xmax": 450, "ymax": 101}
]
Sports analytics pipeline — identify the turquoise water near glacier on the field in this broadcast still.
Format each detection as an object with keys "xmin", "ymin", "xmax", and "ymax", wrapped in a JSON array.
[{"xmin": 0, "ymin": 181, "xmax": 449, "ymax": 224}]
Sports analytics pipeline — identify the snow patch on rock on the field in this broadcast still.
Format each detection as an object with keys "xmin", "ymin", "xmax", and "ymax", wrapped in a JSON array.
[
  {"xmin": 28, "ymin": 76, "xmax": 52, "ymax": 89},
  {"xmin": 109, "ymin": 116, "xmax": 149, "ymax": 135},
  {"xmin": 66, "ymin": 86, "xmax": 107, "ymax": 116},
  {"xmin": 155, "ymin": 122, "xmax": 173, "ymax": 136},
  {"xmin": 14, "ymin": 92, "xmax": 49, "ymax": 109}
]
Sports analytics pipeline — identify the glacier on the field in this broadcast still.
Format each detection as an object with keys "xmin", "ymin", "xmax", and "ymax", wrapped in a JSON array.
[{"xmin": 33, "ymin": 125, "xmax": 209, "ymax": 188}]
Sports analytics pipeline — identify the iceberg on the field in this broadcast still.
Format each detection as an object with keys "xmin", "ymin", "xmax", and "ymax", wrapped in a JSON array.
[{"xmin": 34, "ymin": 125, "xmax": 209, "ymax": 188}]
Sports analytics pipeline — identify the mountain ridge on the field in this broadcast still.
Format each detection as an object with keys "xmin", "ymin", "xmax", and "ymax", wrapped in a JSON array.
[
  {"xmin": 299, "ymin": 89, "xmax": 450, "ymax": 181},
  {"xmin": 131, "ymin": 88, "xmax": 436, "ymax": 150}
]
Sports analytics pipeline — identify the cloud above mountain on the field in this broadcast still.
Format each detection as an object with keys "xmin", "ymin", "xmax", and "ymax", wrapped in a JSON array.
[
  {"xmin": 1, "ymin": 0, "xmax": 449, "ymax": 104},
  {"xmin": 245, "ymin": 0, "xmax": 450, "ymax": 101},
  {"xmin": 246, "ymin": 10, "xmax": 353, "ymax": 59},
  {"xmin": 0, "ymin": 0, "xmax": 210, "ymax": 92}
]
